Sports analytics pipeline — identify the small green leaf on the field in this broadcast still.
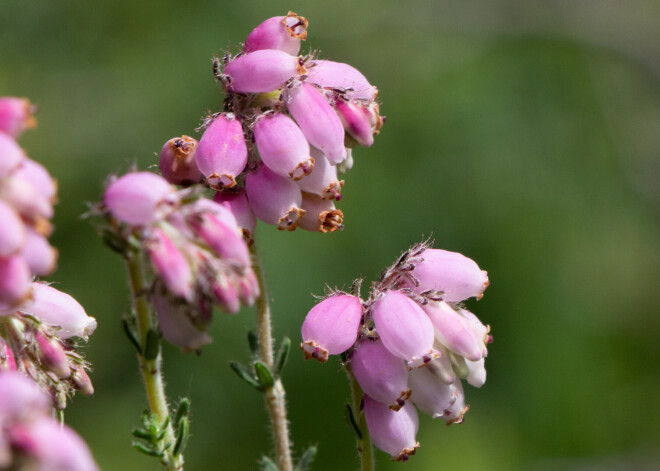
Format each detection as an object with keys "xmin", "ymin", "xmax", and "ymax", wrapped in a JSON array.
[
  {"xmin": 132, "ymin": 442, "xmax": 163, "ymax": 457},
  {"xmin": 274, "ymin": 337, "xmax": 291, "ymax": 376},
  {"xmin": 101, "ymin": 228, "xmax": 128, "ymax": 255},
  {"xmin": 294, "ymin": 445, "xmax": 317, "ymax": 471},
  {"xmin": 173, "ymin": 417, "xmax": 189, "ymax": 457},
  {"xmin": 144, "ymin": 329, "xmax": 161, "ymax": 361},
  {"xmin": 174, "ymin": 398, "xmax": 191, "ymax": 428},
  {"xmin": 229, "ymin": 361, "xmax": 262, "ymax": 390},
  {"xmin": 345, "ymin": 404, "xmax": 362, "ymax": 440},
  {"xmin": 259, "ymin": 456, "xmax": 279, "ymax": 471},
  {"xmin": 122, "ymin": 318, "xmax": 142, "ymax": 354},
  {"xmin": 131, "ymin": 428, "xmax": 153, "ymax": 440},
  {"xmin": 254, "ymin": 361, "xmax": 274, "ymax": 390},
  {"xmin": 247, "ymin": 330, "xmax": 259, "ymax": 359}
]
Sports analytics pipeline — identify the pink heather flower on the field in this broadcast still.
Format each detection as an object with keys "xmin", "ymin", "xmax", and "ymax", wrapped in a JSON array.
[
  {"xmin": 0, "ymin": 199, "xmax": 26, "ymax": 258},
  {"xmin": 440, "ymin": 379, "xmax": 469, "ymax": 425},
  {"xmin": 409, "ymin": 248, "xmax": 489, "ymax": 302},
  {"xmin": 13, "ymin": 157, "xmax": 57, "ymax": 203},
  {"xmin": 371, "ymin": 290, "xmax": 439, "ymax": 369},
  {"xmin": 0, "ymin": 132, "xmax": 25, "ymax": 178},
  {"xmin": 299, "ymin": 192, "xmax": 344, "ymax": 233},
  {"xmin": 254, "ymin": 112, "xmax": 314, "ymax": 180},
  {"xmin": 0, "ymin": 256, "xmax": 32, "ymax": 308},
  {"xmin": 363, "ymin": 395, "xmax": 419, "ymax": 462},
  {"xmin": 301, "ymin": 294, "xmax": 363, "ymax": 362},
  {"xmin": 0, "ymin": 372, "xmax": 51, "ymax": 420},
  {"xmin": 0, "ymin": 339, "xmax": 17, "ymax": 371},
  {"xmin": 213, "ymin": 190, "xmax": 257, "ymax": 242},
  {"xmin": 195, "ymin": 113, "xmax": 248, "ymax": 189},
  {"xmin": 408, "ymin": 363, "xmax": 459, "ymax": 419},
  {"xmin": 212, "ymin": 272, "xmax": 241, "ymax": 314},
  {"xmin": 153, "ymin": 292, "xmax": 212, "ymax": 352},
  {"xmin": 351, "ymin": 339, "xmax": 410, "ymax": 411},
  {"xmin": 20, "ymin": 228, "xmax": 58, "ymax": 277},
  {"xmin": 0, "ymin": 97, "xmax": 37, "ymax": 138},
  {"xmin": 245, "ymin": 163, "xmax": 305, "ymax": 230},
  {"xmin": 305, "ymin": 60, "xmax": 378, "ymax": 102},
  {"xmin": 297, "ymin": 147, "xmax": 344, "ymax": 200},
  {"xmin": 286, "ymin": 82, "xmax": 347, "ymax": 164},
  {"xmin": 34, "ymin": 332, "xmax": 70, "ymax": 379},
  {"xmin": 335, "ymin": 100, "xmax": 376, "ymax": 147},
  {"xmin": 159, "ymin": 135, "xmax": 203, "ymax": 185},
  {"xmin": 147, "ymin": 228, "xmax": 194, "ymax": 302},
  {"xmin": 104, "ymin": 172, "xmax": 174, "ymax": 226},
  {"xmin": 466, "ymin": 357, "xmax": 486, "ymax": 388},
  {"xmin": 422, "ymin": 300, "xmax": 485, "ymax": 362},
  {"xmin": 0, "ymin": 173, "xmax": 54, "ymax": 222},
  {"xmin": 223, "ymin": 49, "xmax": 302, "ymax": 93},
  {"xmin": 244, "ymin": 13, "xmax": 308, "ymax": 56}
]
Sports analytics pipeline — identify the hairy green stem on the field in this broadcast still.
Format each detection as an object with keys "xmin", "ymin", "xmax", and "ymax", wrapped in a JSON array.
[
  {"xmin": 125, "ymin": 251, "xmax": 183, "ymax": 471},
  {"xmin": 345, "ymin": 363, "xmax": 374, "ymax": 471},
  {"xmin": 251, "ymin": 243, "xmax": 294, "ymax": 471}
]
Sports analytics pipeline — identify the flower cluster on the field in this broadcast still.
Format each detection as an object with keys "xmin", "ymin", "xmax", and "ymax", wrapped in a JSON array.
[
  {"xmin": 301, "ymin": 242, "xmax": 491, "ymax": 461},
  {"xmin": 0, "ymin": 371, "xmax": 98, "ymax": 470},
  {"xmin": 102, "ymin": 171, "xmax": 259, "ymax": 351},
  {"xmin": 159, "ymin": 12, "xmax": 383, "ymax": 236}
]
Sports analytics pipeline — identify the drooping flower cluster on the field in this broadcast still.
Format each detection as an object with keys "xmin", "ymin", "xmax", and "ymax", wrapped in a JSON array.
[
  {"xmin": 301, "ymin": 242, "xmax": 491, "ymax": 461},
  {"xmin": 158, "ymin": 12, "xmax": 383, "ymax": 237},
  {"xmin": 0, "ymin": 371, "xmax": 98, "ymax": 470},
  {"xmin": 102, "ymin": 171, "xmax": 259, "ymax": 351}
]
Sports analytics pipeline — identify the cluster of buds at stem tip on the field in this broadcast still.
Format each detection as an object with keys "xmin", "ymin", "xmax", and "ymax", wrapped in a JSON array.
[
  {"xmin": 157, "ymin": 12, "xmax": 382, "ymax": 237},
  {"xmin": 0, "ymin": 371, "xmax": 99, "ymax": 470},
  {"xmin": 100, "ymin": 171, "xmax": 259, "ymax": 352},
  {"xmin": 300, "ymin": 241, "xmax": 491, "ymax": 461}
]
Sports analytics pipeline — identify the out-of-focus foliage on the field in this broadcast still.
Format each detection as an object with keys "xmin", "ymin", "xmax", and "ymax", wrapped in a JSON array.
[{"xmin": 2, "ymin": 0, "xmax": 659, "ymax": 469}]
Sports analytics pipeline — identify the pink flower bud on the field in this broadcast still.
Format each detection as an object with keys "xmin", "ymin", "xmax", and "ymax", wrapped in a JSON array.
[
  {"xmin": 212, "ymin": 273, "xmax": 240, "ymax": 314},
  {"xmin": 301, "ymin": 294, "xmax": 363, "ymax": 362},
  {"xmin": 35, "ymin": 332, "xmax": 70, "ymax": 379},
  {"xmin": 410, "ymin": 248, "xmax": 489, "ymax": 302},
  {"xmin": 299, "ymin": 192, "xmax": 344, "ymax": 233},
  {"xmin": 244, "ymin": 13, "xmax": 308, "ymax": 56},
  {"xmin": 298, "ymin": 148, "xmax": 344, "ymax": 200},
  {"xmin": 363, "ymin": 395, "xmax": 419, "ymax": 461},
  {"xmin": 147, "ymin": 228, "xmax": 194, "ymax": 301},
  {"xmin": 335, "ymin": 100, "xmax": 375, "ymax": 147},
  {"xmin": 351, "ymin": 339, "xmax": 410, "ymax": 411},
  {"xmin": 372, "ymin": 290, "xmax": 439, "ymax": 369},
  {"xmin": 422, "ymin": 301, "xmax": 484, "ymax": 362},
  {"xmin": 0, "ymin": 200, "xmax": 26, "ymax": 258},
  {"xmin": 224, "ymin": 50, "xmax": 301, "ymax": 93},
  {"xmin": 0, "ymin": 132, "xmax": 24, "ymax": 178},
  {"xmin": 21, "ymin": 283, "xmax": 96, "ymax": 340},
  {"xmin": 305, "ymin": 60, "xmax": 377, "ymax": 102},
  {"xmin": 71, "ymin": 365, "xmax": 94, "ymax": 396},
  {"xmin": 20, "ymin": 228, "xmax": 58, "ymax": 277},
  {"xmin": 195, "ymin": 114, "xmax": 247, "ymax": 189},
  {"xmin": 0, "ymin": 97, "xmax": 37, "ymax": 138},
  {"xmin": 104, "ymin": 172, "xmax": 174, "ymax": 226},
  {"xmin": 186, "ymin": 207, "xmax": 251, "ymax": 268},
  {"xmin": 0, "ymin": 255, "xmax": 32, "ymax": 308},
  {"xmin": 245, "ymin": 163, "xmax": 305, "ymax": 230},
  {"xmin": 1, "ymin": 339, "xmax": 17, "ymax": 371},
  {"xmin": 255, "ymin": 113, "xmax": 314, "ymax": 180},
  {"xmin": 237, "ymin": 270, "xmax": 260, "ymax": 306},
  {"xmin": 153, "ymin": 293, "xmax": 212, "ymax": 352},
  {"xmin": 408, "ymin": 363, "xmax": 458, "ymax": 418},
  {"xmin": 0, "ymin": 372, "xmax": 51, "ymax": 420},
  {"xmin": 0, "ymin": 174, "xmax": 53, "ymax": 220},
  {"xmin": 214, "ymin": 190, "xmax": 257, "ymax": 242},
  {"xmin": 286, "ymin": 82, "xmax": 347, "ymax": 164},
  {"xmin": 159, "ymin": 135, "xmax": 203, "ymax": 185},
  {"xmin": 14, "ymin": 157, "xmax": 57, "ymax": 203}
]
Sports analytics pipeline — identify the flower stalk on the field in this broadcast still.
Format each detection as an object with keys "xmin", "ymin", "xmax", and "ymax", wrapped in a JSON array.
[{"xmin": 345, "ymin": 363, "xmax": 374, "ymax": 471}]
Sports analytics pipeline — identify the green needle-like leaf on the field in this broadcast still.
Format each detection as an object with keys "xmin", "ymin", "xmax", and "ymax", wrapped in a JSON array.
[
  {"xmin": 229, "ymin": 361, "xmax": 262, "ymax": 390},
  {"xmin": 254, "ymin": 361, "xmax": 274, "ymax": 390},
  {"xmin": 274, "ymin": 337, "xmax": 291, "ymax": 376}
]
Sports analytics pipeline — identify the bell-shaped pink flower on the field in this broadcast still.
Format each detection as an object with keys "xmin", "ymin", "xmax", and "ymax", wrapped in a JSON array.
[
  {"xmin": 153, "ymin": 293, "xmax": 212, "ymax": 352},
  {"xmin": 301, "ymin": 294, "xmax": 363, "ymax": 362},
  {"xmin": 214, "ymin": 190, "xmax": 257, "ymax": 242},
  {"xmin": 244, "ymin": 13, "xmax": 308, "ymax": 56},
  {"xmin": 335, "ymin": 100, "xmax": 374, "ymax": 147},
  {"xmin": 297, "ymin": 148, "xmax": 344, "ymax": 200},
  {"xmin": 254, "ymin": 113, "xmax": 314, "ymax": 180},
  {"xmin": 351, "ymin": 339, "xmax": 410, "ymax": 410},
  {"xmin": 104, "ymin": 172, "xmax": 174, "ymax": 226},
  {"xmin": 245, "ymin": 163, "xmax": 305, "ymax": 230},
  {"xmin": 410, "ymin": 248, "xmax": 489, "ymax": 302},
  {"xmin": 20, "ymin": 283, "xmax": 97, "ymax": 340},
  {"xmin": 0, "ymin": 255, "xmax": 32, "ymax": 308},
  {"xmin": 0, "ymin": 200, "xmax": 26, "ymax": 258},
  {"xmin": 422, "ymin": 301, "xmax": 484, "ymax": 362},
  {"xmin": 20, "ymin": 228, "xmax": 58, "ymax": 277},
  {"xmin": 408, "ymin": 363, "xmax": 457, "ymax": 418},
  {"xmin": 224, "ymin": 50, "xmax": 301, "ymax": 93},
  {"xmin": 147, "ymin": 228, "xmax": 194, "ymax": 301},
  {"xmin": 0, "ymin": 132, "xmax": 24, "ymax": 178},
  {"xmin": 299, "ymin": 192, "xmax": 344, "ymax": 233},
  {"xmin": 0, "ymin": 372, "xmax": 51, "ymax": 420},
  {"xmin": 195, "ymin": 114, "xmax": 247, "ymax": 189},
  {"xmin": 159, "ymin": 135, "xmax": 203, "ymax": 185},
  {"xmin": 363, "ymin": 395, "xmax": 419, "ymax": 462},
  {"xmin": 0, "ymin": 174, "xmax": 53, "ymax": 221},
  {"xmin": 0, "ymin": 97, "xmax": 37, "ymax": 138},
  {"xmin": 14, "ymin": 158, "xmax": 57, "ymax": 203},
  {"xmin": 371, "ymin": 290, "xmax": 438, "ymax": 369},
  {"xmin": 286, "ymin": 82, "xmax": 347, "ymax": 164},
  {"xmin": 305, "ymin": 60, "xmax": 377, "ymax": 102}
]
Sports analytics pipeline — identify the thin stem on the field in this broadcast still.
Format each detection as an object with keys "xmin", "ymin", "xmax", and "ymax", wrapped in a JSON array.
[
  {"xmin": 345, "ymin": 363, "xmax": 374, "ymax": 471},
  {"xmin": 250, "ymin": 242, "xmax": 294, "ymax": 471},
  {"xmin": 125, "ymin": 251, "xmax": 183, "ymax": 471}
]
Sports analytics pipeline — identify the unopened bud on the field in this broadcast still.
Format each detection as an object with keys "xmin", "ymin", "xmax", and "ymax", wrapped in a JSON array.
[
  {"xmin": 195, "ymin": 114, "xmax": 247, "ymax": 190},
  {"xmin": 159, "ymin": 136, "xmax": 203, "ymax": 185}
]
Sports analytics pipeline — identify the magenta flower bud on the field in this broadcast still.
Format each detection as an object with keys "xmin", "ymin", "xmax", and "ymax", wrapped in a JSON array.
[
  {"xmin": 213, "ymin": 190, "xmax": 257, "ymax": 242},
  {"xmin": 71, "ymin": 365, "xmax": 94, "ymax": 396},
  {"xmin": 299, "ymin": 192, "xmax": 344, "ymax": 233},
  {"xmin": 159, "ymin": 135, "xmax": 203, "ymax": 185},
  {"xmin": 104, "ymin": 172, "xmax": 174, "ymax": 226},
  {"xmin": 408, "ymin": 363, "xmax": 457, "ymax": 418},
  {"xmin": 21, "ymin": 283, "xmax": 97, "ymax": 340},
  {"xmin": 245, "ymin": 163, "xmax": 305, "ymax": 230},
  {"xmin": 244, "ymin": 13, "xmax": 308, "ymax": 56},
  {"xmin": 237, "ymin": 271, "xmax": 259, "ymax": 306},
  {"xmin": 422, "ymin": 301, "xmax": 484, "ymax": 362},
  {"xmin": 372, "ymin": 290, "xmax": 439, "ymax": 369},
  {"xmin": 0, "ymin": 132, "xmax": 24, "ymax": 178},
  {"xmin": 335, "ymin": 100, "xmax": 374, "ymax": 147},
  {"xmin": 224, "ymin": 50, "xmax": 301, "ymax": 93},
  {"xmin": 14, "ymin": 157, "xmax": 57, "ymax": 203},
  {"xmin": 441, "ymin": 380, "xmax": 469, "ymax": 424},
  {"xmin": 35, "ymin": 332, "xmax": 70, "ymax": 379},
  {"xmin": 298, "ymin": 148, "xmax": 344, "ymax": 200},
  {"xmin": 351, "ymin": 339, "xmax": 410, "ymax": 411},
  {"xmin": 286, "ymin": 82, "xmax": 347, "ymax": 164},
  {"xmin": 0, "ymin": 200, "xmax": 26, "ymax": 258},
  {"xmin": 153, "ymin": 293, "xmax": 212, "ymax": 352},
  {"xmin": 255, "ymin": 113, "xmax": 314, "ymax": 180},
  {"xmin": 466, "ymin": 358, "xmax": 486, "ymax": 388},
  {"xmin": 0, "ymin": 372, "xmax": 51, "ymax": 420},
  {"xmin": 195, "ymin": 114, "xmax": 247, "ymax": 190},
  {"xmin": 187, "ymin": 209, "xmax": 251, "ymax": 267},
  {"xmin": 305, "ymin": 60, "xmax": 378, "ymax": 101},
  {"xmin": 212, "ymin": 274, "xmax": 240, "ymax": 314},
  {"xmin": 0, "ymin": 255, "xmax": 32, "ymax": 308},
  {"xmin": 20, "ymin": 227, "xmax": 58, "ymax": 277},
  {"xmin": 1, "ymin": 339, "xmax": 17, "ymax": 371},
  {"xmin": 411, "ymin": 248, "xmax": 489, "ymax": 302},
  {"xmin": 147, "ymin": 228, "xmax": 194, "ymax": 301},
  {"xmin": 301, "ymin": 294, "xmax": 363, "ymax": 362},
  {"xmin": 0, "ymin": 97, "xmax": 37, "ymax": 138},
  {"xmin": 363, "ymin": 395, "xmax": 419, "ymax": 461},
  {"xmin": 0, "ymin": 174, "xmax": 53, "ymax": 221}
]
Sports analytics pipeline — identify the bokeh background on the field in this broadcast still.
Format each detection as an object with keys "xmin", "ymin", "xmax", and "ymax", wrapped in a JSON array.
[{"xmin": 2, "ymin": 0, "xmax": 660, "ymax": 469}]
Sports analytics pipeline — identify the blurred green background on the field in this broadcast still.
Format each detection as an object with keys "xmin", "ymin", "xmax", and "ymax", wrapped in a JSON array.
[{"xmin": 2, "ymin": 0, "xmax": 660, "ymax": 469}]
